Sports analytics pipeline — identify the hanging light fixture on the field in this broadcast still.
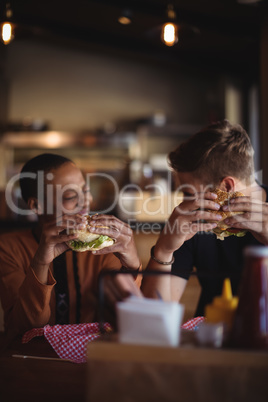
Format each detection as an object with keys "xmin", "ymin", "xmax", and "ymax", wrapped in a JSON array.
[
  {"xmin": 118, "ymin": 9, "xmax": 132, "ymax": 25},
  {"xmin": 1, "ymin": 2, "xmax": 14, "ymax": 45},
  {"xmin": 161, "ymin": 4, "xmax": 178, "ymax": 47}
]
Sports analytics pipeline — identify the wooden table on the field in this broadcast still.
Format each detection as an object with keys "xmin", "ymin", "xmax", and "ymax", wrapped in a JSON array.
[
  {"xmin": 0, "ymin": 334, "xmax": 87, "ymax": 402},
  {"xmin": 2, "ymin": 331, "xmax": 268, "ymax": 402},
  {"xmin": 87, "ymin": 340, "xmax": 268, "ymax": 402}
]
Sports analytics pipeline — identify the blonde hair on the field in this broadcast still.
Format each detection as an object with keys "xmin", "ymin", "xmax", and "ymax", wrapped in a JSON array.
[{"xmin": 168, "ymin": 120, "xmax": 254, "ymax": 186}]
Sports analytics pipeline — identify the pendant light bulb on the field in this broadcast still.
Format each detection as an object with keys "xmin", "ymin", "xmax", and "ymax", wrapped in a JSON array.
[
  {"xmin": 162, "ymin": 22, "xmax": 178, "ymax": 46},
  {"xmin": 161, "ymin": 4, "xmax": 179, "ymax": 47},
  {"xmin": 118, "ymin": 8, "xmax": 132, "ymax": 25},
  {"xmin": 2, "ymin": 22, "xmax": 13, "ymax": 44},
  {"xmin": 1, "ymin": 3, "xmax": 14, "ymax": 45}
]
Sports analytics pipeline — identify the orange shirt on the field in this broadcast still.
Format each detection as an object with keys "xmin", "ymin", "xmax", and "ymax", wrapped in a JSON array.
[{"xmin": 0, "ymin": 229, "xmax": 140, "ymax": 337}]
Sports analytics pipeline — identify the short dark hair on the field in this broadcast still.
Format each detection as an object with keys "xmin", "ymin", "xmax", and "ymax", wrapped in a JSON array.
[
  {"xmin": 20, "ymin": 153, "xmax": 73, "ymax": 203},
  {"xmin": 168, "ymin": 120, "xmax": 254, "ymax": 186}
]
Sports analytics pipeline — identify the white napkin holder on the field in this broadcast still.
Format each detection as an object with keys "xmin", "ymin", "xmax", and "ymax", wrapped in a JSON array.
[{"xmin": 116, "ymin": 296, "xmax": 184, "ymax": 347}]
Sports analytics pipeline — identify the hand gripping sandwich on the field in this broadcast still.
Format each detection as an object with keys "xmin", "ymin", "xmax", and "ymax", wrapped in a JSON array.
[
  {"xmin": 208, "ymin": 188, "xmax": 247, "ymax": 241},
  {"xmin": 67, "ymin": 215, "xmax": 115, "ymax": 252}
]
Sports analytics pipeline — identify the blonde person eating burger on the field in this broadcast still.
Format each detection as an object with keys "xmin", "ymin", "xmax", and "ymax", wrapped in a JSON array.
[
  {"xmin": 141, "ymin": 120, "xmax": 268, "ymax": 316},
  {"xmin": 0, "ymin": 153, "xmax": 141, "ymax": 339}
]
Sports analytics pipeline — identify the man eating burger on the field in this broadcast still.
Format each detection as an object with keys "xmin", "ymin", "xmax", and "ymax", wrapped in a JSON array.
[{"xmin": 141, "ymin": 120, "xmax": 268, "ymax": 316}]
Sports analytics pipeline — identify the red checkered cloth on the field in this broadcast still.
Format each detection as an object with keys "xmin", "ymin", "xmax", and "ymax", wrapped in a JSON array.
[
  {"xmin": 22, "ymin": 322, "xmax": 112, "ymax": 363},
  {"xmin": 181, "ymin": 316, "xmax": 205, "ymax": 330},
  {"xmin": 22, "ymin": 317, "xmax": 204, "ymax": 364}
]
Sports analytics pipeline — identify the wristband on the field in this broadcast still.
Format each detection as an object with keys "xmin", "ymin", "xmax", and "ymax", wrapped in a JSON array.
[{"xmin": 150, "ymin": 246, "xmax": 174, "ymax": 265}]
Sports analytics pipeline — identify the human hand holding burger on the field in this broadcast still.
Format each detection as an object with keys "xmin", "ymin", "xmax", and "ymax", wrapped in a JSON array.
[
  {"xmin": 31, "ymin": 213, "xmax": 87, "ymax": 284},
  {"xmin": 153, "ymin": 190, "xmax": 222, "ymax": 259},
  {"xmin": 67, "ymin": 214, "xmax": 141, "ymax": 271},
  {"xmin": 207, "ymin": 188, "xmax": 247, "ymax": 240},
  {"xmin": 67, "ymin": 214, "xmax": 115, "ymax": 252},
  {"xmin": 213, "ymin": 187, "xmax": 268, "ymax": 245}
]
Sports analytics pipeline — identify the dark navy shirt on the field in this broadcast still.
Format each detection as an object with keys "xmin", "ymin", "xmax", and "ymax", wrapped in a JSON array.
[{"xmin": 172, "ymin": 184, "xmax": 268, "ymax": 316}]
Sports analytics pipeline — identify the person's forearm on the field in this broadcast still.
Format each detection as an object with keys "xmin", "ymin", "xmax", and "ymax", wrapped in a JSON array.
[
  {"xmin": 141, "ymin": 245, "xmax": 174, "ymax": 301},
  {"xmin": 141, "ymin": 265, "xmax": 172, "ymax": 300},
  {"xmin": 123, "ymin": 257, "xmax": 141, "ymax": 271},
  {"xmin": 116, "ymin": 249, "xmax": 141, "ymax": 271},
  {"xmin": 30, "ymin": 257, "xmax": 50, "ymax": 285}
]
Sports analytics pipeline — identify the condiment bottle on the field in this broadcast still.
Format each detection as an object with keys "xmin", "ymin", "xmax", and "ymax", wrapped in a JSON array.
[
  {"xmin": 205, "ymin": 278, "xmax": 239, "ymax": 334},
  {"xmin": 230, "ymin": 245, "xmax": 268, "ymax": 350}
]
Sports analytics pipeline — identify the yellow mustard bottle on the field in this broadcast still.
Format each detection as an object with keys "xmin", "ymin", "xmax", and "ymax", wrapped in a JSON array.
[{"xmin": 205, "ymin": 278, "xmax": 239, "ymax": 332}]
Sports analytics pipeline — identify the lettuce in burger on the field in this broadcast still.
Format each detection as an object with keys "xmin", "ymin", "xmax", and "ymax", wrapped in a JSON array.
[{"xmin": 67, "ymin": 216, "xmax": 115, "ymax": 252}]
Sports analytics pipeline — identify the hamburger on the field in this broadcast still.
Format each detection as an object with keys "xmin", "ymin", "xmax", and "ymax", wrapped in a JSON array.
[
  {"xmin": 208, "ymin": 188, "xmax": 247, "ymax": 241},
  {"xmin": 67, "ymin": 215, "xmax": 115, "ymax": 252}
]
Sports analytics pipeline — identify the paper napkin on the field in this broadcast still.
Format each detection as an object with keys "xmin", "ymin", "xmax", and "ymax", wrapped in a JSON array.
[{"xmin": 116, "ymin": 296, "xmax": 184, "ymax": 347}]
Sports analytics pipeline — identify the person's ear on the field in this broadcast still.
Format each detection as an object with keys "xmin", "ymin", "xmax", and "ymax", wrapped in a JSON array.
[
  {"xmin": 219, "ymin": 177, "xmax": 235, "ymax": 192},
  {"xmin": 28, "ymin": 198, "xmax": 42, "ymax": 214}
]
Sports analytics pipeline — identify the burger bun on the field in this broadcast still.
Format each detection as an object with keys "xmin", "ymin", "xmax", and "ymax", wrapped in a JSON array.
[
  {"xmin": 66, "ymin": 216, "xmax": 115, "ymax": 252},
  {"xmin": 208, "ymin": 188, "xmax": 246, "ymax": 240}
]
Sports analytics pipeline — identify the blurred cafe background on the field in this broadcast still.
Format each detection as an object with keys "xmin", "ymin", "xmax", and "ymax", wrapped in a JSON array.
[{"xmin": 0, "ymin": 0, "xmax": 268, "ymax": 322}]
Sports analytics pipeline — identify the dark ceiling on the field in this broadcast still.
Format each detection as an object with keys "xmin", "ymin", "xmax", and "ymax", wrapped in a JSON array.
[{"xmin": 2, "ymin": 0, "xmax": 267, "ymax": 73}]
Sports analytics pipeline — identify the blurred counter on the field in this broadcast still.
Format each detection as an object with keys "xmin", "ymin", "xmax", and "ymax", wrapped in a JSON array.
[{"xmin": 117, "ymin": 190, "xmax": 183, "ymax": 222}]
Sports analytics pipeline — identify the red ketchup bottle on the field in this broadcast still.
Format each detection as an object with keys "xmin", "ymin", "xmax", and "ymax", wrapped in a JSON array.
[{"xmin": 230, "ymin": 245, "xmax": 268, "ymax": 350}]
